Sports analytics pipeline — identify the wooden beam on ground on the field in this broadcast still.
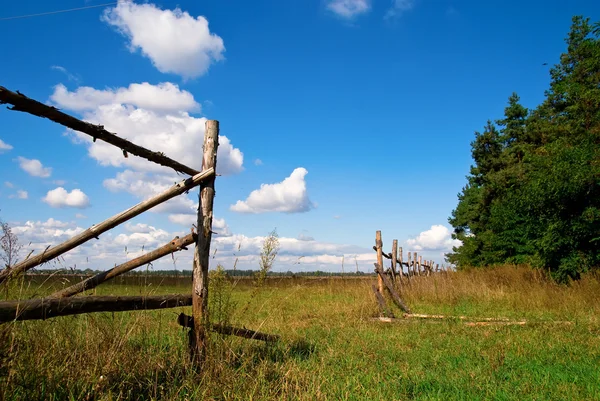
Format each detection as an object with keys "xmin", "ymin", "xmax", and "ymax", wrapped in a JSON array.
[
  {"xmin": 191, "ymin": 120, "xmax": 219, "ymax": 365},
  {"xmin": 0, "ymin": 169, "xmax": 214, "ymax": 284},
  {"xmin": 375, "ymin": 231, "xmax": 384, "ymax": 293},
  {"xmin": 0, "ymin": 86, "xmax": 200, "ymax": 176},
  {"xmin": 177, "ymin": 313, "xmax": 280, "ymax": 343},
  {"xmin": 50, "ymin": 234, "xmax": 196, "ymax": 298},
  {"xmin": 0, "ymin": 294, "xmax": 192, "ymax": 323},
  {"xmin": 374, "ymin": 263, "xmax": 411, "ymax": 313},
  {"xmin": 372, "ymin": 284, "xmax": 394, "ymax": 318}
]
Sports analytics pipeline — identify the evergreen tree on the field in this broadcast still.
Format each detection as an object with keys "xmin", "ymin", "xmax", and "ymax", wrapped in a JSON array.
[{"xmin": 448, "ymin": 16, "xmax": 600, "ymax": 281}]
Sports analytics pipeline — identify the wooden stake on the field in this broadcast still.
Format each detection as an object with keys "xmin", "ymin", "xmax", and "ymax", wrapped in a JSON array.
[
  {"xmin": 374, "ymin": 263, "xmax": 411, "ymax": 313},
  {"xmin": 50, "ymin": 234, "xmax": 196, "ymax": 298},
  {"xmin": 192, "ymin": 120, "xmax": 219, "ymax": 365},
  {"xmin": 0, "ymin": 169, "xmax": 213, "ymax": 284},
  {"xmin": 398, "ymin": 247, "xmax": 403, "ymax": 275},
  {"xmin": 407, "ymin": 252, "xmax": 412, "ymax": 276},
  {"xmin": 375, "ymin": 231, "xmax": 384, "ymax": 293},
  {"xmin": 391, "ymin": 239, "xmax": 398, "ymax": 283},
  {"xmin": 372, "ymin": 284, "xmax": 394, "ymax": 318}
]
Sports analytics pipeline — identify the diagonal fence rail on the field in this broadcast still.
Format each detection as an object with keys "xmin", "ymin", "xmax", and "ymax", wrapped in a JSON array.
[{"xmin": 0, "ymin": 86, "xmax": 279, "ymax": 367}]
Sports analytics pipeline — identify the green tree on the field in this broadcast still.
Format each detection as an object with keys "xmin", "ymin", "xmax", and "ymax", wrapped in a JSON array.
[{"xmin": 448, "ymin": 16, "xmax": 600, "ymax": 281}]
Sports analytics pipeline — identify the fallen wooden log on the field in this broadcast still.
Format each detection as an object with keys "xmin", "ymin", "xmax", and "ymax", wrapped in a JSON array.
[
  {"xmin": 50, "ymin": 234, "xmax": 196, "ymax": 298},
  {"xmin": 374, "ymin": 263, "xmax": 411, "ymax": 313},
  {"xmin": 177, "ymin": 313, "xmax": 280, "ymax": 342},
  {"xmin": 0, "ymin": 294, "xmax": 192, "ymax": 322}
]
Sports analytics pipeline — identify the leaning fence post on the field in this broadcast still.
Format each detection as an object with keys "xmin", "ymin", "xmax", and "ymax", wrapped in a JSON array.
[
  {"xmin": 375, "ymin": 231, "xmax": 384, "ymax": 293},
  {"xmin": 391, "ymin": 239, "xmax": 398, "ymax": 283},
  {"xmin": 192, "ymin": 120, "xmax": 219, "ymax": 366}
]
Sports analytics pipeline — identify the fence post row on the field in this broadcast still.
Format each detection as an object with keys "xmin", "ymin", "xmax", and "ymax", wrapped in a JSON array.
[{"xmin": 371, "ymin": 231, "xmax": 453, "ymax": 318}]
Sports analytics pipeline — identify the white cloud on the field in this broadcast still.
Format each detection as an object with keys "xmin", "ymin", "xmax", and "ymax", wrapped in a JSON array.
[
  {"xmin": 254, "ymin": 158, "xmax": 263, "ymax": 166},
  {"xmin": 385, "ymin": 0, "xmax": 414, "ymax": 19},
  {"xmin": 51, "ymin": 65, "xmax": 80, "ymax": 83},
  {"xmin": 51, "ymin": 84, "xmax": 243, "ymax": 177},
  {"xmin": 298, "ymin": 232, "xmax": 314, "ymax": 241},
  {"xmin": 327, "ymin": 0, "xmax": 371, "ymax": 19},
  {"xmin": 75, "ymin": 213, "xmax": 87, "ymax": 219},
  {"xmin": 406, "ymin": 225, "xmax": 461, "ymax": 251},
  {"xmin": 0, "ymin": 139, "xmax": 13, "ymax": 153},
  {"xmin": 102, "ymin": 1, "xmax": 225, "ymax": 79},
  {"xmin": 8, "ymin": 216, "xmax": 375, "ymax": 273},
  {"xmin": 16, "ymin": 157, "xmax": 52, "ymax": 178},
  {"xmin": 4, "ymin": 181, "xmax": 14, "ymax": 188},
  {"xmin": 53, "ymin": 180, "xmax": 67, "ymax": 186},
  {"xmin": 230, "ymin": 168, "xmax": 314, "ymax": 214},
  {"xmin": 103, "ymin": 169, "xmax": 196, "ymax": 214},
  {"xmin": 51, "ymin": 82, "xmax": 199, "ymax": 114},
  {"xmin": 43, "ymin": 187, "xmax": 90, "ymax": 209},
  {"xmin": 9, "ymin": 190, "xmax": 28, "ymax": 200}
]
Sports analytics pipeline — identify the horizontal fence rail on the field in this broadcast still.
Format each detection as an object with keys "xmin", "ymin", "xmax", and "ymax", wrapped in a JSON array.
[
  {"xmin": 0, "ymin": 86, "xmax": 200, "ymax": 176},
  {"xmin": 0, "ymin": 294, "xmax": 192, "ymax": 322}
]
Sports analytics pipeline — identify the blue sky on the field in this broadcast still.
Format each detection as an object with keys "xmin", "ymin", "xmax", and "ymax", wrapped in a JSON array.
[{"xmin": 0, "ymin": 0, "xmax": 598, "ymax": 273}]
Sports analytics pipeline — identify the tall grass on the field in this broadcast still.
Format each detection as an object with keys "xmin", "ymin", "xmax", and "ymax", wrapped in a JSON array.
[{"xmin": 1, "ymin": 266, "xmax": 599, "ymax": 400}]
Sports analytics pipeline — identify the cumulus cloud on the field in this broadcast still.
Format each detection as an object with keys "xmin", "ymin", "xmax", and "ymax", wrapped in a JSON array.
[
  {"xmin": 406, "ymin": 225, "xmax": 461, "ymax": 251},
  {"xmin": 16, "ymin": 157, "xmax": 52, "ymax": 178},
  {"xmin": 385, "ymin": 0, "xmax": 414, "ymax": 19},
  {"xmin": 327, "ymin": 0, "xmax": 371, "ymax": 19},
  {"xmin": 51, "ymin": 84, "xmax": 243, "ymax": 176},
  {"xmin": 0, "ymin": 139, "xmax": 13, "ymax": 153},
  {"xmin": 51, "ymin": 82, "xmax": 199, "ymax": 113},
  {"xmin": 103, "ymin": 169, "xmax": 196, "ymax": 214},
  {"xmin": 254, "ymin": 159, "xmax": 263, "ymax": 166},
  {"xmin": 4, "ymin": 181, "xmax": 14, "ymax": 188},
  {"xmin": 102, "ymin": 1, "xmax": 225, "ymax": 79},
  {"xmin": 230, "ymin": 168, "xmax": 314, "ymax": 214},
  {"xmin": 9, "ymin": 190, "xmax": 28, "ymax": 200},
  {"xmin": 43, "ymin": 187, "xmax": 90, "ymax": 209}
]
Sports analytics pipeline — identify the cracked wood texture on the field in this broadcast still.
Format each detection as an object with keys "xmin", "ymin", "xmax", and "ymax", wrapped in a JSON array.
[{"xmin": 192, "ymin": 120, "xmax": 219, "ymax": 365}]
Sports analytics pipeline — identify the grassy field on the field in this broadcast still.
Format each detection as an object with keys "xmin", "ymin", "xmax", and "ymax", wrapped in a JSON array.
[{"xmin": 1, "ymin": 266, "xmax": 600, "ymax": 400}]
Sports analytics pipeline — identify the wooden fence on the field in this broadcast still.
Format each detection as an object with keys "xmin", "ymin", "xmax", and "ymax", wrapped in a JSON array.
[
  {"xmin": 371, "ymin": 230, "xmax": 452, "ymax": 318},
  {"xmin": 0, "ymin": 86, "xmax": 277, "ymax": 367}
]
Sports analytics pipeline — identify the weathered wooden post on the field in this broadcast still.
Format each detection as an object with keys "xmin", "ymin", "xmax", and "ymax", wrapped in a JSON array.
[
  {"xmin": 399, "ymin": 246, "xmax": 404, "ymax": 276},
  {"xmin": 375, "ymin": 231, "xmax": 384, "ymax": 293},
  {"xmin": 407, "ymin": 252, "xmax": 412, "ymax": 276},
  {"xmin": 391, "ymin": 239, "xmax": 398, "ymax": 283},
  {"xmin": 413, "ymin": 252, "xmax": 420, "ymax": 276},
  {"xmin": 192, "ymin": 120, "xmax": 219, "ymax": 365}
]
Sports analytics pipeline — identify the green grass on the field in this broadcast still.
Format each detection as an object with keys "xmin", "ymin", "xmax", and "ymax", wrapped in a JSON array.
[{"xmin": 1, "ymin": 267, "xmax": 600, "ymax": 400}]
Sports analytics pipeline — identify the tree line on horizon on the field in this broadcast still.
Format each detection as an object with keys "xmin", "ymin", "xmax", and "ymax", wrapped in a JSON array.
[{"xmin": 447, "ymin": 16, "xmax": 600, "ymax": 281}]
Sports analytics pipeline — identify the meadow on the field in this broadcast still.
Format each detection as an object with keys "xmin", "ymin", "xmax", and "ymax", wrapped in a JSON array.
[{"xmin": 1, "ymin": 266, "xmax": 599, "ymax": 400}]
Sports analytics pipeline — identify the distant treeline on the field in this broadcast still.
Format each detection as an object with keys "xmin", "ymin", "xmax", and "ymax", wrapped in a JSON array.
[
  {"xmin": 448, "ymin": 16, "xmax": 600, "ymax": 281},
  {"xmin": 26, "ymin": 268, "xmax": 374, "ymax": 277}
]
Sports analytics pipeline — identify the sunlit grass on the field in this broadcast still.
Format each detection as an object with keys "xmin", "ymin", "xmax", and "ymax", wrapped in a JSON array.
[{"xmin": 1, "ymin": 267, "xmax": 599, "ymax": 400}]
